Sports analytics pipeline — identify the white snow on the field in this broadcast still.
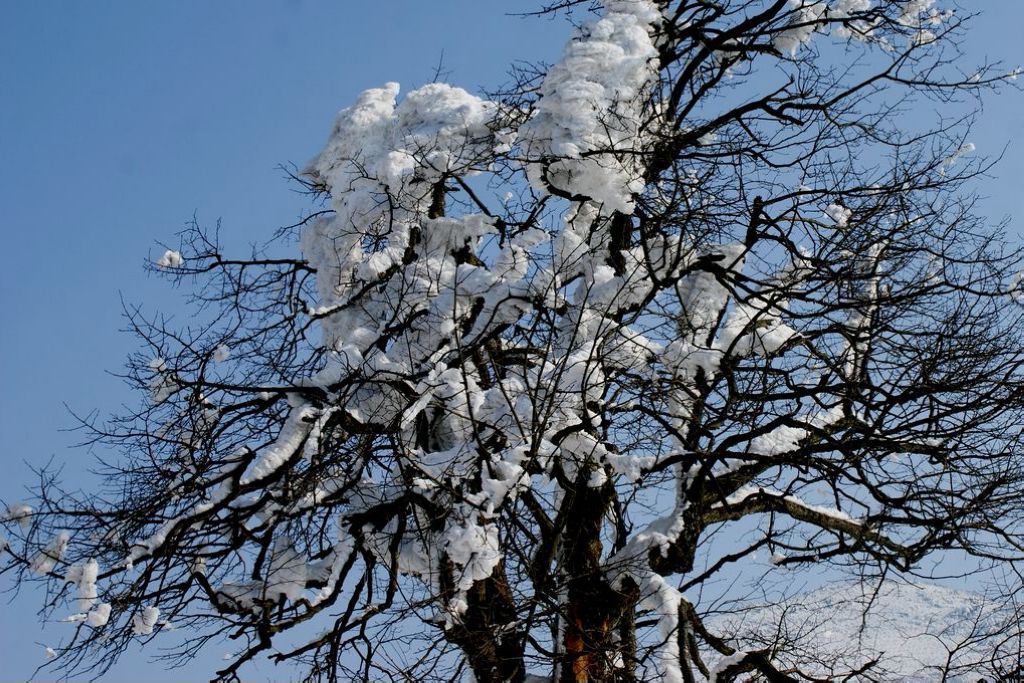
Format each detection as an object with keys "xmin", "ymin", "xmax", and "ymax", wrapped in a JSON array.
[
  {"xmin": 444, "ymin": 515, "xmax": 502, "ymax": 593},
  {"xmin": 1010, "ymin": 271, "xmax": 1024, "ymax": 304},
  {"xmin": 825, "ymin": 203, "xmax": 852, "ymax": 227},
  {"xmin": 156, "ymin": 249, "xmax": 184, "ymax": 269},
  {"xmin": 303, "ymin": 80, "xmax": 500, "ymax": 350},
  {"xmin": 212, "ymin": 344, "xmax": 231, "ymax": 362},
  {"xmin": 708, "ymin": 651, "xmax": 750, "ymax": 683},
  {"xmin": 132, "ymin": 605, "xmax": 160, "ymax": 635},
  {"xmin": 831, "ymin": 0, "xmax": 876, "ymax": 39},
  {"xmin": 774, "ymin": 1, "xmax": 826, "ymax": 57},
  {"xmin": 717, "ymin": 301, "xmax": 797, "ymax": 358},
  {"xmin": 638, "ymin": 573, "xmax": 685, "ymax": 683},
  {"xmin": 65, "ymin": 558, "xmax": 99, "ymax": 611},
  {"xmin": 717, "ymin": 485, "xmax": 857, "ymax": 525},
  {"xmin": 943, "ymin": 141, "xmax": 976, "ymax": 168},
  {"xmin": 265, "ymin": 542, "xmax": 309, "ymax": 602},
  {"xmin": 50, "ymin": 4, "xmax": 1000, "ymax": 680},
  {"xmin": 86, "ymin": 602, "xmax": 111, "ymax": 628},
  {"xmin": 748, "ymin": 424, "xmax": 808, "ymax": 456},
  {"xmin": 242, "ymin": 402, "xmax": 318, "ymax": 483},
  {"xmin": 897, "ymin": 0, "xmax": 936, "ymax": 27},
  {"xmin": 519, "ymin": 0, "xmax": 660, "ymax": 212},
  {"xmin": 30, "ymin": 531, "xmax": 70, "ymax": 575},
  {"xmin": 4, "ymin": 502, "xmax": 33, "ymax": 528},
  {"xmin": 709, "ymin": 580, "xmax": 1012, "ymax": 681}
]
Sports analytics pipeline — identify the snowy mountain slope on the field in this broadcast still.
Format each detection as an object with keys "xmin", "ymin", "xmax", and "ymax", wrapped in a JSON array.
[{"xmin": 706, "ymin": 581, "xmax": 1020, "ymax": 681}]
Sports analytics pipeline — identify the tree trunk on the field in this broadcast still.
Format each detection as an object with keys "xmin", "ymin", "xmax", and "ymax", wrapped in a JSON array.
[{"xmin": 559, "ymin": 470, "xmax": 637, "ymax": 682}]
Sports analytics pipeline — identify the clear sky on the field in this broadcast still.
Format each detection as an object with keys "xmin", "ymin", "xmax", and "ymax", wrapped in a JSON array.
[{"xmin": 0, "ymin": 2, "xmax": 1021, "ymax": 681}]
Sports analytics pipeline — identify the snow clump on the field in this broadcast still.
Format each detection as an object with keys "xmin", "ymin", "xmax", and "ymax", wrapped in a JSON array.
[
  {"xmin": 519, "ymin": 0, "xmax": 661, "ymax": 213},
  {"xmin": 4, "ymin": 502, "xmax": 33, "ymax": 528},
  {"xmin": 132, "ymin": 605, "xmax": 161, "ymax": 635},
  {"xmin": 156, "ymin": 250, "xmax": 184, "ymax": 269}
]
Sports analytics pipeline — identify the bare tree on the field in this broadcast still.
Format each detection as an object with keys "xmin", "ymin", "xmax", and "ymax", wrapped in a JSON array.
[{"xmin": 3, "ymin": 2, "xmax": 1024, "ymax": 681}]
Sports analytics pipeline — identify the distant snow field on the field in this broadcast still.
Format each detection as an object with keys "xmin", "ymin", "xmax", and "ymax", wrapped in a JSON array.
[{"xmin": 709, "ymin": 581, "xmax": 1021, "ymax": 681}]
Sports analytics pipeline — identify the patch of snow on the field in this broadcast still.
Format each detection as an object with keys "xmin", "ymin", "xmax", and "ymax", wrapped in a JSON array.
[
  {"xmin": 825, "ymin": 203, "xmax": 852, "ymax": 227},
  {"xmin": 519, "ymin": 0, "xmax": 660, "ymax": 212},
  {"xmin": 212, "ymin": 344, "xmax": 231, "ymax": 362},
  {"xmin": 4, "ymin": 502, "xmax": 33, "ymax": 528},
  {"xmin": 65, "ymin": 558, "xmax": 99, "ymax": 611},
  {"xmin": 156, "ymin": 250, "xmax": 184, "ymax": 269},
  {"xmin": 86, "ymin": 602, "xmax": 111, "ymax": 628},
  {"xmin": 30, "ymin": 531, "xmax": 70, "ymax": 575},
  {"xmin": 709, "ymin": 580, "xmax": 1013, "ymax": 681},
  {"xmin": 774, "ymin": 1, "xmax": 826, "ymax": 57},
  {"xmin": 132, "ymin": 605, "xmax": 160, "ymax": 636}
]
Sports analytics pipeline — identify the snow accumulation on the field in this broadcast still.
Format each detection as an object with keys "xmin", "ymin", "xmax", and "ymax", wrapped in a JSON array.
[
  {"xmin": 709, "ymin": 580, "xmax": 1015, "ymax": 681},
  {"xmin": 774, "ymin": 1, "xmax": 827, "ymax": 57},
  {"xmin": 519, "ymin": 0, "xmax": 660, "ymax": 213},
  {"xmin": 156, "ymin": 249, "xmax": 184, "ymax": 269},
  {"xmin": 30, "ymin": 530, "xmax": 70, "ymax": 575},
  {"xmin": 4, "ymin": 502, "xmax": 33, "ymax": 528},
  {"xmin": 773, "ymin": 0, "xmax": 952, "ymax": 54},
  {"xmin": 86, "ymin": 602, "xmax": 111, "ymax": 628},
  {"xmin": 831, "ymin": 0, "xmax": 875, "ymax": 39},
  {"xmin": 825, "ymin": 203, "xmax": 852, "ymax": 227},
  {"xmin": 264, "ymin": 542, "xmax": 309, "ymax": 602},
  {"xmin": 718, "ymin": 485, "xmax": 857, "ymax": 523},
  {"xmin": 132, "ymin": 605, "xmax": 161, "ymax": 636},
  {"xmin": 65, "ymin": 558, "xmax": 99, "ymax": 611},
  {"xmin": 277, "ymin": 2, "xmax": 680, "ymax": 622},
  {"xmin": 1011, "ymin": 271, "xmax": 1024, "ymax": 304},
  {"xmin": 638, "ymin": 573, "xmax": 686, "ymax": 683},
  {"xmin": 212, "ymin": 343, "xmax": 231, "ymax": 362},
  {"xmin": 942, "ymin": 142, "xmax": 976, "ymax": 173},
  {"xmin": 302, "ymin": 80, "xmax": 500, "ymax": 351}
]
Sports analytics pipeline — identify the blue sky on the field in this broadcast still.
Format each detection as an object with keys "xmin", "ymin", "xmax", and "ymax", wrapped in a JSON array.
[{"xmin": 0, "ymin": 2, "xmax": 1021, "ymax": 681}]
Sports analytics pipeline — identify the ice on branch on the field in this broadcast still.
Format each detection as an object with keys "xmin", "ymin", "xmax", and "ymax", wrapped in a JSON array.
[{"xmin": 519, "ymin": 0, "xmax": 660, "ymax": 213}]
